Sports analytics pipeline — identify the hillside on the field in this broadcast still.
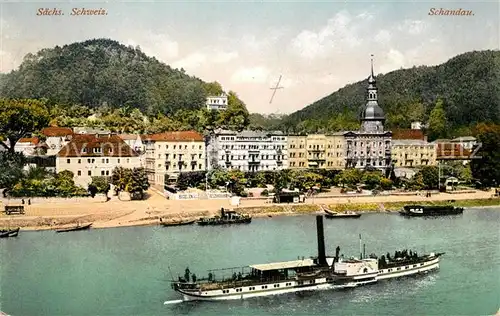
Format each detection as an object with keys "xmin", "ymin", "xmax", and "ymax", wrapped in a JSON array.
[
  {"xmin": 279, "ymin": 50, "xmax": 500, "ymax": 137},
  {"xmin": 0, "ymin": 38, "xmax": 223, "ymax": 115}
]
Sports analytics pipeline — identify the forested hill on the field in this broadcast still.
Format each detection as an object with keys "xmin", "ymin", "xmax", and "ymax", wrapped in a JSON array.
[
  {"xmin": 0, "ymin": 38, "xmax": 224, "ymax": 115},
  {"xmin": 279, "ymin": 50, "xmax": 500, "ymax": 137}
]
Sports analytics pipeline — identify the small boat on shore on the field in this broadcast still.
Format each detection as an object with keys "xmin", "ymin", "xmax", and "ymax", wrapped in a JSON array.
[
  {"xmin": 325, "ymin": 211, "xmax": 361, "ymax": 219},
  {"xmin": 322, "ymin": 206, "xmax": 361, "ymax": 219},
  {"xmin": 160, "ymin": 219, "xmax": 196, "ymax": 227},
  {"xmin": 55, "ymin": 223, "xmax": 92, "ymax": 233},
  {"xmin": 399, "ymin": 205, "xmax": 464, "ymax": 217},
  {"xmin": 197, "ymin": 208, "xmax": 252, "ymax": 226},
  {"xmin": 0, "ymin": 227, "xmax": 20, "ymax": 238}
]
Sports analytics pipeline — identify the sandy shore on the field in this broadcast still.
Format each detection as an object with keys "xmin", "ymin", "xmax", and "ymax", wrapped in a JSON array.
[{"xmin": 1, "ymin": 189, "xmax": 498, "ymax": 231}]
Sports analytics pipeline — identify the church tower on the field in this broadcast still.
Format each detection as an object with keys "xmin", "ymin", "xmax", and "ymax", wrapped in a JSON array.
[{"xmin": 360, "ymin": 55, "xmax": 385, "ymax": 132}]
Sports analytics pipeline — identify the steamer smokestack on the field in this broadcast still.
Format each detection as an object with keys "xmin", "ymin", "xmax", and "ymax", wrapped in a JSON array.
[{"xmin": 316, "ymin": 215, "xmax": 326, "ymax": 265}]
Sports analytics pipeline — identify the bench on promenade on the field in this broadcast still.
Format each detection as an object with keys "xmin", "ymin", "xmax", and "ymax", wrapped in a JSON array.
[{"xmin": 3, "ymin": 205, "xmax": 25, "ymax": 215}]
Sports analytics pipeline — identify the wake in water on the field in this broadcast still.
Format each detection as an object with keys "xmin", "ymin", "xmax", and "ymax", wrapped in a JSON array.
[
  {"xmin": 164, "ymin": 299, "xmax": 183, "ymax": 305},
  {"xmin": 349, "ymin": 274, "xmax": 439, "ymax": 303}
]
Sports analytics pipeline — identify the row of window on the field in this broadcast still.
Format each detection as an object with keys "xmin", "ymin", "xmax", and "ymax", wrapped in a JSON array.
[
  {"xmin": 220, "ymin": 145, "xmax": 286, "ymax": 150},
  {"xmin": 221, "ymin": 281, "xmax": 298, "ymax": 294},
  {"xmin": 224, "ymin": 165, "xmax": 280, "ymax": 171},
  {"xmin": 221, "ymin": 155, "xmax": 285, "ymax": 161},
  {"xmin": 80, "ymin": 147, "xmax": 110, "ymax": 154},
  {"xmin": 158, "ymin": 153, "xmax": 203, "ymax": 159},
  {"xmin": 387, "ymin": 263, "xmax": 424, "ymax": 272},
  {"xmin": 76, "ymin": 170, "xmax": 110, "ymax": 176},
  {"xmin": 219, "ymin": 136, "xmax": 286, "ymax": 141},
  {"xmin": 165, "ymin": 164, "xmax": 203, "ymax": 171},
  {"xmin": 156, "ymin": 144, "xmax": 203, "ymax": 150},
  {"xmin": 66, "ymin": 158, "xmax": 131, "ymax": 164}
]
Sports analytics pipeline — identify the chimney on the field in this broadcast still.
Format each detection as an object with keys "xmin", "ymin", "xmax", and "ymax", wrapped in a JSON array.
[{"xmin": 316, "ymin": 215, "xmax": 327, "ymax": 265}]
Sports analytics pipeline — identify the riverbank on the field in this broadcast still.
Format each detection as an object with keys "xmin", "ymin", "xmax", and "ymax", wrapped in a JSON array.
[{"xmin": 0, "ymin": 189, "xmax": 498, "ymax": 231}]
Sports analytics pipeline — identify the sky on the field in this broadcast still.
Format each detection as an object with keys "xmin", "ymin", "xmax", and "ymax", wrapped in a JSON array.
[{"xmin": 0, "ymin": 0, "xmax": 498, "ymax": 114}]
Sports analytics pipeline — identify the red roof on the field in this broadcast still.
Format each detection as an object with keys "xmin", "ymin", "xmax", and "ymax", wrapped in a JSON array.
[
  {"xmin": 144, "ymin": 131, "xmax": 204, "ymax": 142},
  {"xmin": 41, "ymin": 127, "xmax": 73, "ymax": 137},
  {"xmin": 392, "ymin": 129, "xmax": 425, "ymax": 140},
  {"xmin": 436, "ymin": 143, "xmax": 471, "ymax": 160},
  {"xmin": 18, "ymin": 137, "xmax": 39, "ymax": 145},
  {"xmin": 57, "ymin": 134, "xmax": 139, "ymax": 157},
  {"xmin": 118, "ymin": 134, "xmax": 139, "ymax": 140}
]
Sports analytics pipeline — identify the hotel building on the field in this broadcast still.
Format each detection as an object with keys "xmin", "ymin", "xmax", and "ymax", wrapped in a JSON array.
[
  {"xmin": 287, "ymin": 134, "xmax": 345, "ymax": 169},
  {"xmin": 206, "ymin": 130, "xmax": 287, "ymax": 172},
  {"xmin": 143, "ymin": 131, "xmax": 205, "ymax": 185}
]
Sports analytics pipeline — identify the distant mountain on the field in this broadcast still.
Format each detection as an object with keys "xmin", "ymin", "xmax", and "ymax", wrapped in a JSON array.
[
  {"xmin": 0, "ymin": 38, "xmax": 223, "ymax": 115},
  {"xmin": 279, "ymin": 50, "xmax": 500, "ymax": 136}
]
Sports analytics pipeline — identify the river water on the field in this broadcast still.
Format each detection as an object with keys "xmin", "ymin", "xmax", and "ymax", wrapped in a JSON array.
[{"xmin": 1, "ymin": 207, "xmax": 499, "ymax": 315}]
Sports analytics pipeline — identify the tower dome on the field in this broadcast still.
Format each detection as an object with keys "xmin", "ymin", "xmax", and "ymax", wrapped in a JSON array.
[
  {"xmin": 361, "ymin": 101, "xmax": 385, "ymax": 120},
  {"xmin": 360, "ymin": 55, "xmax": 386, "ymax": 132}
]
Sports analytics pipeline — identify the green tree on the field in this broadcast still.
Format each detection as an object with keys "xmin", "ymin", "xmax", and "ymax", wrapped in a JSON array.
[
  {"xmin": 417, "ymin": 166, "xmax": 439, "ymax": 189},
  {"xmin": 89, "ymin": 176, "xmax": 110, "ymax": 194},
  {"xmin": 291, "ymin": 171, "xmax": 324, "ymax": 191},
  {"xmin": 334, "ymin": 169, "xmax": 363, "ymax": 188},
  {"xmin": 362, "ymin": 171, "xmax": 382, "ymax": 190},
  {"xmin": 111, "ymin": 166, "xmax": 133, "ymax": 192},
  {"xmin": 0, "ymin": 152, "xmax": 26, "ymax": 190},
  {"xmin": 470, "ymin": 123, "xmax": 500, "ymax": 187},
  {"xmin": 219, "ymin": 91, "xmax": 250, "ymax": 131},
  {"xmin": 409, "ymin": 172, "xmax": 425, "ymax": 190},
  {"xmin": 427, "ymin": 98, "xmax": 447, "ymax": 141},
  {"xmin": 0, "ymin": 99, "xmax": 50, "ymax": 153},
  {"xmin": 379, "ymin": 178, "xmax": 393, "ymax": 190},
  {"xmin": 129, "ymin": 167, "xmax": 149, "ymax": 199}
]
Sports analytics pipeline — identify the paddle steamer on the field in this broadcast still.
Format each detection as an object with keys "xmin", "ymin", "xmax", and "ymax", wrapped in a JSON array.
[{"xmin": 171, "ymin": 215, "xmax": 443, "ymax": 301}]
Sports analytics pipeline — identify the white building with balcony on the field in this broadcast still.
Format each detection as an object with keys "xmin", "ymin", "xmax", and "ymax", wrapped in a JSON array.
[
  {"xmin": 206, "ymin": 93, "xmax": 228, "ymax": 110},
  {"xmin": 206, "ymin": 129, "xmax": 288, "ymax": 172}
]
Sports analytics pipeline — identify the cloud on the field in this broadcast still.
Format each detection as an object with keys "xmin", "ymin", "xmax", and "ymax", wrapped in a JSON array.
[
  {"xmin": 379, "ymin": 49, "xmax": 406, "ymax": 74},
  {"xmin": 230, "ymin": 66, "xmax": 270, "ymax": 84},
  {"xmin": 170, "ymin": 49, "xmax": 238, "ymax": 71},
  {"xmin": 212, "ymin": 50, "xmax": 238, "ymax": 63},
  {"xmin": 398, "ymin": 20, "xmax": 426, "ymax": 35},
  {"xmin": 290, "ymin": 10, "xmax": 370, "ymax": 59},
  {"xmin": 127, "ymin": 31, "xmax": 179, "ymax": 60},
  {"xmin": 240, "ymin": 29, "xmax": 286, "ymax": 53},
  {"xmin": 375, "ymin": 30, "xmax": 392, "ymax": 44},
  {"xmin": 171, "ymin": 52, "xmax": 207, "ymax": 70},
  {"xmin": 315, "ymin": 74, "xmax": 341, "ymax": 85}
]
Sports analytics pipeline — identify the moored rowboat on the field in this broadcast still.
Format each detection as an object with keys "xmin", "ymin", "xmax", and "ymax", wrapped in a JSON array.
[
  {"xmin": 55, "ymin": 223, "xmax": 92, "ymax": 233},
  {"xmin": 0, "ymin": 227, "xmax": 20, "ymax": 238},
  {"xmin": 160, "ymin": 219, "xmax": 196, "ymax": 227}
]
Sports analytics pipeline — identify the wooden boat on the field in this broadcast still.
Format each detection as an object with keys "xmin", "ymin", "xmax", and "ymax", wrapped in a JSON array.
[
  {"xmin": 55, "ymin": 223, "xmax": 92, "ymax": 233},
  {"xmin": 0, "ymin": 227, "xmax": 20, "ymax": 238},
  {"xmin": 325, "ymin": 211, "xmax": 361, "ymax": 219},
  {"xmin": 197, "ymin": 208, "xmax": 252, "ymax": 226},
  {"xmin": 322, "ymin": 206, "xmax": 361, "ymax": 218},
  {"xmin": 160, "ymin": 219, "xmax": 196, "ymax": 227}
]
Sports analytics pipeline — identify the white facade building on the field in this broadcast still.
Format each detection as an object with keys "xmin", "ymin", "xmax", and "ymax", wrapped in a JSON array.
[
  {"xmin": 118, "ymin": 134, "xmax": 145, "ymax": 154},
  {"xmin": 41, "ymin": 127, "xmax": 74, "ymax": 156},
  {"xmin": 206, "ymin": 130, "xmax": 288, "ymax": 172},
  {"xmin": 206, "ymin": 93, "xmax": 228, "ymax": 110}
]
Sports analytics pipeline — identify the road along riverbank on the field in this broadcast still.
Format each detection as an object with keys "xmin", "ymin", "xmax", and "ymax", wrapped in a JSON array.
[{"xmin": 0, "ymin": 190, "xmax": 498, "ymax": 231}]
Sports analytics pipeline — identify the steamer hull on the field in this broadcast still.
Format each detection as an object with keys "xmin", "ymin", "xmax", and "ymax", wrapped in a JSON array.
[{"xmin": 169, "ymin": 216, "xmax": 444, "ymax": 302}]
